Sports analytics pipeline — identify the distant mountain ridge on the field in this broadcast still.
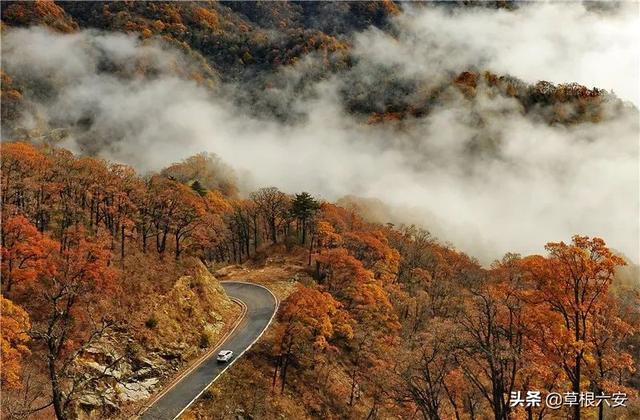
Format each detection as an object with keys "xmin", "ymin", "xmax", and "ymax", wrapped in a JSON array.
[{"xmin": 1, "ymin": 0, "xmax": 631, "ymax": 138}]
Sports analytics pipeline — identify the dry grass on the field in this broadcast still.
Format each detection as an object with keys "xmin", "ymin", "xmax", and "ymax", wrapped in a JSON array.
[{"xmin": 212, "ymin": 244, "xmax": 314, "ymax": 302}]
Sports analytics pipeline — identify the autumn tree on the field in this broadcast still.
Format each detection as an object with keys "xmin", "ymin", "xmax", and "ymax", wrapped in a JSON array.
[
  {"xmin": 345, "ymin": 310, "xmax": 398, "ymax": 409},
  {"xmin": 272, "ymin": 285, "xmax": 353, "ymax": 393},
  {"xmin": 190, "ymin": 191, "xmax": 231, "ymax": 262},
  {"xmin": 49, "ymin": 154, "xmax": 110, "ymax": 243},
  {"xmin": 3, "ymin": 140, "xmax": 638, "ymax": 419},
  {"xmin": 454, "ymin": 281, "xmax": 527, "ymax": 420},
  {"xmin": 386, "ymin": 225, "xmax": 434, "ymax": 283},
  {"xmin": 587, "ymin": 295, "xmax": 636, "ymax": 420},
  {"xmin": 402, "ymin": 266, "xmax": 462, "ymax": 338},
  {"xmin": 0, "ymin": 142, "xmax": 51, "ymax": 230},
  {"xmin": 344, "ymin": 278, "xmax": 400, "ymax": 411},
  {"xmin": 314, "ymin": 219, "xmax": 342, "ymax": 249},
  {"xmin": 160, "ymin": 152, "xmax": 238, "ymax": 197},
  {"xmin": 396, "ymin": 319, "xmax": 460, "ymax": 420},
  {"xmin": 72, "ymin": 157, "xmax": 111, "ymax": 231},
  {"xmin": 190, "ymin": 213, "xmax": 228, "ymax": 262},
  {"xmin": 342, "ymin": 230, "xmax": 400, "ymax": 283},
  {"xmin": 0, "ymin": 296, "xmax": 31, "ymax": 390},
  {"xmin": 145, "ymin": 176, "xmax": 206, "ymax": 258},
  {"xmin": 250, "ymin": 187, "xmax": 290, "ymax": 244},
  {"xmin": 26, "ymin": 231, "xmax": 119, "ymax": 420},
  {"xmin": 1, "ymin": 215, "xmax": 57, "ymax": 294},
  {"xmin": 441, "ymin": 368, "xmax": 484, "ymax": 420},
  {"xmin": 227, "ymin": 199, "xmax": 254, "ymax": 262},
  {"xmin": 314, "ymin": 246, "xmax": 400, "ymax": 408},
  {"xmin": 525, "ymin": 236, "xmax": 627, "ymax": 420},
  {"xmin": 133, "ymin": 185, "xmax": 156, "ymax": 254},
  {"xmin": 314, "ymin": 248, "xmax": 368, "ymax": 300},
  {"xmin": 170, "ymin": 183, "xmax": 206, "ymax": 259},
  {"xmin": 104, "ymin": 163, "xmax": 141, "ymax": 267}
]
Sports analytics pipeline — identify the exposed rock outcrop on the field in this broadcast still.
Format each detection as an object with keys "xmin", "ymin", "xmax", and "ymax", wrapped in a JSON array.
[{"xmin": 75, "ymin": 261, "xmax": 238, "ymax": 418}]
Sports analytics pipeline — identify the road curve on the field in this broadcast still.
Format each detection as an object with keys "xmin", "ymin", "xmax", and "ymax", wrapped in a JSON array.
[{"xmin": 139, "ymin": 281, "xmax": 278, "ymax": 420}]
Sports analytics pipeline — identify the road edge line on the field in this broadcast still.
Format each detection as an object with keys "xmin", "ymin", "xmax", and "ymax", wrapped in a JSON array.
[
  {"xmin": 137, "ymin": 296, "xmax": 247, "ymax": 417},
  {"xmin": 172, "ymin": 280, "xmax": 279, "ymax": 420}
]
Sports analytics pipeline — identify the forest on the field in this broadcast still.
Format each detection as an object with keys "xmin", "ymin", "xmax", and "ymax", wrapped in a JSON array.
[
  {"xmin": 1, "ymin": 142, "xmax": 638, "ymax": 419},
  {"xmin": 1, "ymin": 1, "xmax": 639, "ymax": 419}
]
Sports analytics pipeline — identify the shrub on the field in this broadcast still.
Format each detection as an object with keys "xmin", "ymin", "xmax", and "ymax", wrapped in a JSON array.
[
  {"xmin": 199, "ymin": 324, "xmax": 217, "ymax": 348},
  {"xmin": 145, "ymin": 317, "xmax": 158, "ymax": 329},
  {"xmin": 199, "ymin": 332, "xmax": 210, "ymax": 348}
]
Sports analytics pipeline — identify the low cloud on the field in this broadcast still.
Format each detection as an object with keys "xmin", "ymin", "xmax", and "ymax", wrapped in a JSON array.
[
  {"xmin": 358, "ymin": 2, "xmax": 640, "ymax": 105},
  {"xmin": 1, "ymin": 1, "xmax": 638, "ymax": 263}
]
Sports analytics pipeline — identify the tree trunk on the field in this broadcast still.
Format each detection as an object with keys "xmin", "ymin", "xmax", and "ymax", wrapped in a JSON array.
[
  {"xmin": 157, "ymin": 228, "xmax": 168, "ymax": 254},
  {"xmin": 573, "ymin": 353, "xmax": 581, "ymax": 420},
  {"xmin": 272, "ymin": 355, "xmax": 280, "ymax": 391},
  {"xmin": 175, "ymin": 232, "xmax": 181, "ymax": 260},
  {"xmin": 252, "ymin": 215, "xmax": 258, "ymax": 253},
  {"xmin": 349, "ymin": 370, "xmax": 357, "ymax": 406},
  {"xmin": 245, "ymin": 227, "xmax": 250, "ymax": 258},
  {"xmin": 468, "ymin": 396, "xmax": 477, "ymax": 420},
  {"xmin": 573, "ymin": 307, "xmax": 582, "ymax": 420},
  {"xmin": 49, "ymin": 357, "xmax": 66, "ymax": 420},
  {"xmin": 5, "ymin": 262, "xmax": 12, "ymax": 293},
  {"xmin": 308, "ymin": 233, "xmax": 315, "ymax": 265},
  {"xmin": 120, "ymin": 224, "xmax": 125, "ymax": 268},
  {"xmin": 598, "ymin": 402, "xmax": 604, "ymax": 420},
  {"xmin": 280, "ymin": 354, "xmax": 289, "ymax": 393},
  {"xmin": 271, "ymin": 221, "xmax": 277, "ymax": 243},
  {"xmin": 142, "ymin": 226, "xmax": 147, "ymax": 253}
]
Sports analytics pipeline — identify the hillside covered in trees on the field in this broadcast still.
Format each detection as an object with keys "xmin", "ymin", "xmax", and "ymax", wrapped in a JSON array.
[
  {"xmin": 1, "ymin": 142, "xmax": 639, "ymax": 419},
  {"xmin": 1, "ymin": 0, "xmax": 632, "ymax": 140},
  {"xmin": 1, "ymin": 1, "xmax": 639, "ymax": 420}
]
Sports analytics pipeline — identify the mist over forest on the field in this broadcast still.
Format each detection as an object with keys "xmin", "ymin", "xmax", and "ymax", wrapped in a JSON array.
[
  {"xmin": 3, "ymin": 2, "xmax": 638, "ymax": 264},
  {"xmin": 2, "ymin": 2, "xmax": 640, "ymax": 420}
]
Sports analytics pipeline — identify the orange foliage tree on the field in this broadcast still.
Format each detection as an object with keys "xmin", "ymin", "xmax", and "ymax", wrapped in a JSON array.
[
  {"xmin": 342, "ymin": 230, "xmax": 400, "ymax": 283},
  {"xmin": 250, "ymin": 187, "xmax": 290, "ymax": 244},
  {"xmin": 26, "ymin": 230, "xmax": 119, "ymax": 419},
  {"xmin": 525, "ymin": 237, "xmax": 627, "ymax": 420},
  {"xmin": 0, "ymin": 142, "xmax": 51, "ymax": 230},
  {"xmin": 272, "ymin": 285, "xmax": 353, "ymax": 392},
  {"xmin": 454, "ymin": 280, "xmax": 528, "ymax": 420},
  {"xmin": 0, "ymin": 296, "xmax": 31, "ymax": 389},
  {"xmin": 1, "ymin": 215, "xmax": 57, "ymax": 294}
]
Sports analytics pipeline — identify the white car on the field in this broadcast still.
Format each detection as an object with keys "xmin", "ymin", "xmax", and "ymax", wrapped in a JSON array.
[{"xmin": 217, "ymin": 350, "xmax": 233, "ymax": 362}]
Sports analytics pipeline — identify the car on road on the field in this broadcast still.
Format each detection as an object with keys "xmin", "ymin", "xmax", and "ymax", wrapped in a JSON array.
[{"xmin": 217, "ymin": 350, "xmax": 233, "ymax": 362}]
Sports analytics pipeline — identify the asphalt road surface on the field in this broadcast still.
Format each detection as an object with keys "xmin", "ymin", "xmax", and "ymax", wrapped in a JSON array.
[{"xmin": 139, "ymin": 281, "xmax": 277, "ymax": 420}]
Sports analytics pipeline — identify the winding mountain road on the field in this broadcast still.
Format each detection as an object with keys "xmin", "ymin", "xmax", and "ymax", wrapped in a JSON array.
[{"xmin": 139, "ymin": 281, "xmax": 278, "ymax": 420}]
